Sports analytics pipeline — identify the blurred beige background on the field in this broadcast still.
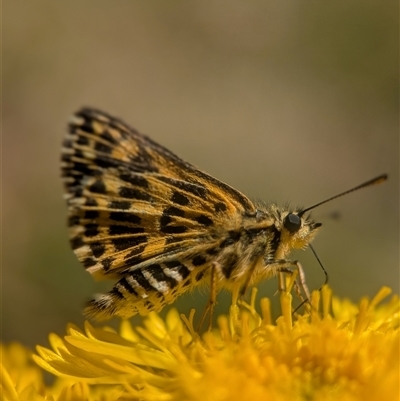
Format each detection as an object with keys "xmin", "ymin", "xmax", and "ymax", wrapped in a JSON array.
[{"xmin": 3, "ymin": 1, "xmax": 398, "ymax": 347}]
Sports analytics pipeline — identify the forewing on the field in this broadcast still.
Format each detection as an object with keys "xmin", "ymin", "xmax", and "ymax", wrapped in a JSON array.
[{"xmin": 61, "ymin": 108, "xmax": 256, "ymax": 280}]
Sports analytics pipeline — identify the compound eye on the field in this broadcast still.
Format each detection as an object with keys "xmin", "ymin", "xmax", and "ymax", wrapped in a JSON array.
[{"xmin": 284, "ymin": 213, "xmax": 301, "ymax": 233}]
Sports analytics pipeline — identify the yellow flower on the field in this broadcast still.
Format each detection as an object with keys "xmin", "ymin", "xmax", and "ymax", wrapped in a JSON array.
[
  {"xmin": 1, "ymin": 342, "xmax": 45, "ymax": 401},
  {"xmin": 2, "ymin": 286, "xmax": 399, "ymax": 401}
]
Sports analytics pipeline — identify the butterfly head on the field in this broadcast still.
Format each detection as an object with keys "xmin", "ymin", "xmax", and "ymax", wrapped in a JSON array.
[
  {"xmin": 281, "ymin": 210, "xmax": 321, "ymax": 250},
  {"xmin": 259, "ymin": 206, "xmax": 322, "ymax": 260}
]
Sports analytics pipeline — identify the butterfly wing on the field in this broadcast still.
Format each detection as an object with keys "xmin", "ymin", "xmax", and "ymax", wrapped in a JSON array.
[{"xmin": 61, "ymin": 108, "xmax": 256, "ymax": 319}]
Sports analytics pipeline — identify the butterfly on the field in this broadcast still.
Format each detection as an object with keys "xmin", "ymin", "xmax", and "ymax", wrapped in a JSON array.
[{"xmin": 61, "ymin": 108, "xmax": 387, "ymax": 321}]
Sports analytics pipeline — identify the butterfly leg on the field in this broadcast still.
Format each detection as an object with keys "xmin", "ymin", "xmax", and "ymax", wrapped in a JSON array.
[
  {"xmin": 198, "ymin": 262, "xmax": 218, "ymax": 331},
  {"xmin": 273, "ymin": 259, "xmax": 311, "ymax": 306}
]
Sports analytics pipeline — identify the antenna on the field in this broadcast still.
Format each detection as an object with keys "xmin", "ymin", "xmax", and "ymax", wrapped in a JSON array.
[
  {"xmin": 299, "ymin": 174, "xmax": 388, "ymax": 216},
  {"xmin": 293, "ymin": 173, "xmax": 388, "ymax": 314}
]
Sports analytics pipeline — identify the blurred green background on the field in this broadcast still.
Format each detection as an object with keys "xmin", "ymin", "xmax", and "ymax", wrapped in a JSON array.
[{"xmin": 3, "ymin": 1, "xmax": 398, "ymax": 348}]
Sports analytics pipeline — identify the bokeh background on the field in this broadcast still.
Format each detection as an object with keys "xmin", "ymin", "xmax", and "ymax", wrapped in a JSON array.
[{"xmin": 3, "ymin": 1, "xmax": 398, "ymax": 347}]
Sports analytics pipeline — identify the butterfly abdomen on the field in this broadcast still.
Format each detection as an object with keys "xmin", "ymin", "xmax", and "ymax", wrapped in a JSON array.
[{"xmin": 84, "ymin": 259, "xmax": 199, "ymax": 320}]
